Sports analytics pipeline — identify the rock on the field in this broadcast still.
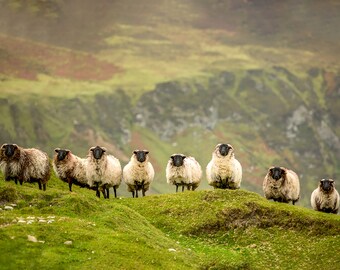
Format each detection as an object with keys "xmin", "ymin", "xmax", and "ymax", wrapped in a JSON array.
[
  {"xmin": 64, "ymin": 241, "xmax": 73, "ymax": 245},
  {"xmin": 27, "ymin": 235, "xmax": 38, "ymax": 242},
  {"xmin": 38, "ymin": 219, "xmax": 47, "ymax": 223},
  {"xmin": 168, "ymin": 248, "xmax": 176, "ymax": 252},
  {"xmin": 4, "ymin": 206, "xmax": 14, "ymax": 211}
]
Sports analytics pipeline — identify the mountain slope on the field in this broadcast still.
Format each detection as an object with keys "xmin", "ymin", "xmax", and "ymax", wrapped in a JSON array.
[{"xmin": 0, "ymin": 0, "xmax": 339, "ymax": 206}]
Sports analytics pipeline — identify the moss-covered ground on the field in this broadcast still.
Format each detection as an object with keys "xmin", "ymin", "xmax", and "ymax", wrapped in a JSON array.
[{"xmin": 0, "ymin": 173, "xmax": 339, "ymax": 270}]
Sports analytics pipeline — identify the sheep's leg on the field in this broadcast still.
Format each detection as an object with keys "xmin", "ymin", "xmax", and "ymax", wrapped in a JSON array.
[
  {"xmin": 114, "ymin": 187, "xmax": 117, "ymax": 198},
  {"xmin": 43, "ymin": 183, "xmax": 46, "ymax": 191},
  {"xmin": 135, "ymin": 188, "xmax": 139, "ymax": 198},
  {"xmin": 182, "ymin": 185, "xmax": 185, "ymax": 192},
  {"xmin": 67, "ymin": 178, "xmax": 73, "ymax": 192},
  {"xmin": 131, "ymin": 191, "xmax": 135, "ymax": 198},
  {"xmin": 38, "ymin": 180, "xmax": 42, "ymax": 190},
  {"xmin": 101, "ymin": 189, "xmax": 106, "ymax": 199},
  {"xmin": 106, "ymin": 187, "xmax": 110, "ymax": 199},
  {"xmin": 96, "ymin": 183, "xmax": 100, "ymax": 198},
  {"xmin": 175, "ymin": 184, "xmax": 179, "ymax": 193},
  {"xmin": 141, "ymin": 181, "xmax": 145, "ymax": 197},
  {"xmin": 14, "ymin": 178, "xmax": 18, "ymax": 184}
]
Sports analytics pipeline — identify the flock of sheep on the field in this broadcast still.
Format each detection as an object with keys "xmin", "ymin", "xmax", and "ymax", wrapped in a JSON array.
[{"xmin": 0, "ymin": 142, "xmax": 339, "ymax": 214}]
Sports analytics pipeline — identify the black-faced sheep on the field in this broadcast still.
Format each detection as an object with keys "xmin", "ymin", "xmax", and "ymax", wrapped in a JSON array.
[
  {"xmin": 311, "ymin": 179, "xmax": 339, "ymax": 214},
  {"xmin": 53, "ymin": 148, "xmax": 88, "ymax": 192},
  {"xmin": 123, "ymin": 150, "xmax": 154, "ymax": 198},
  {"xmin": 166, "ymin": 154, "xmax": 202, "ymax": 192},
  {"xmin": 0, "ymin": 143, "xmax": 50, "ymax": 190},
  {"xmin": 263, "ymin": 166, "xmax": 300, "ymax": 205},
  {"xmin": 86, "ymin": 146, "xmax": 122, "ymax": 199},
  {"xmin": 206, "ymin": 143, "xmax": 242, "ymax": 189}
]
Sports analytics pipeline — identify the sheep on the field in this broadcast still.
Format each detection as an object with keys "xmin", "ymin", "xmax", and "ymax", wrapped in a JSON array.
[
  {"xmin": 263, "ymin": 166, "xmax": 300, "ymax": 205},
  {"xmin": 166, "ymin": 154, "xmax": 202, "ymax": 192},
  {"xmin": 311, "ymin": 179, "xmax": 339, "ymax": 214},
  {"xmin": 123, "ymin": 150, "xmax": 154, "ymax": 198},
  {"xmin": 53, "ymin": 148, "xmax": 89, "ymax": 192},
  {"xmin": 206, "ymin": 143, "xmax": 242, "ymax": 189},
  {"xmin": 0, "ymin": 143, "xmax": 50, "ymax": 190},
  {"xmin": 86, "ymin": 146, "xmax": 122, "ymax": 199}
]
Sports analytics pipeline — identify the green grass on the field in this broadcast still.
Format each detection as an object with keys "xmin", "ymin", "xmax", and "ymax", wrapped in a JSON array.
[{"xmin": 0, "ymin": 173, "xmax": 339, "ymax": 269}]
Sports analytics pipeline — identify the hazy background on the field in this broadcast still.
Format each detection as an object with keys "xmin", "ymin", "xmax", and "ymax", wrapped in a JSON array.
[{"xmin": 0, "ymin": 0, "xmax": 339, "ymax": 205}]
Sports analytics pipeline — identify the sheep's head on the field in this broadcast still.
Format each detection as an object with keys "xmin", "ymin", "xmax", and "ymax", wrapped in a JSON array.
[
  {"xmin": 319, "ymin": 179, "xmax": 334, "ymax": 192},
  {"xmin": 269, "ymin": 167, "xmax": 286, "ymax": 181},
  {"xmin": 54, "ymin": 148, "xmax": 70, "ymax": 161},
  {"xmin": 216, "ymin": 143, "xmax": 233, "ymax": 157},
  {"xmin": 1, "ymin": 143, "xmax": 18, "ymax": 158},
  {"xmin": 90, "ymin": 146, "xmax": 106, "ymax": 160},
  {"xmin": 133, "ymin": 150, "xmax": 149, "ymax": 163},
  {"xmin": 170, "ymin": 154, "xmax": 186, "ymax": 167}
]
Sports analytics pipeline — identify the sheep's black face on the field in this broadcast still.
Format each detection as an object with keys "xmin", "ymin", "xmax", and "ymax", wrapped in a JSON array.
[
  {"xmin": 270, "ymin": 167, "xmax": 283, "ymax": 181},
  {"xmin": 218, "ymin": 144, "xmax": 230, "ymax": 156},
  {"xmin": 320, "ymin": 179, "xmax": 334, "ymax": 192},
  {"xmin": 171, "ymin": 155, "xmax": 185, "ymax": 167},
  {"xmin": 92, "ymin": 146, "xmax": 105, "ymax": 160},
  {"xmin": 3, "ymin": 144, "xmax": 17, "ymax": 158},
  {"xmin": 134, "ymin": 150, "xmax": 149, "ymax": 163},
  {"xmin": 55, "ymin": 149, "xmax": 69, "ymax": 161}
]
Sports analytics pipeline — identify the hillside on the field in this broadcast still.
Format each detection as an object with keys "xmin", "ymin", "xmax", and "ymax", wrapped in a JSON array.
[
  {"xmin": 0, "ymin": 175, "xmax": 339, "ymax": 269},
  {"xmin": 0, "ymin": 0, "xmax": 339, "ymax": 206}
]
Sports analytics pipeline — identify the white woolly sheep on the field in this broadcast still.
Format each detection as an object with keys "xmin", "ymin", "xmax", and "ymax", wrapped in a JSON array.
[
  {"xmin": 263, "ymin": 166, "xmax": 300, "ymax": 205},
  {"xmin": 166, "ymin": 153, "xmax": 202, "ymax": 192},
  {"xmin": 86, "ymin": 146, "xmax": 122, "ymax": 199},
  {"xmin": 206, "ymin": 143, "xmax": 242, "ymax": 189},
  {"xmin": 311, "ymin": 179, "xmax": 339, "ymax": 214},
  {"xmin": 123, "ymin": 150, "xmax": 154, "ymax": 198},
  {"xmin": 0, "ymin": 143, "xmax": 50, "ymax": 190},
  {"xmin": 53, "ymin": 148, "xmax": 89, "ymax": 192}
]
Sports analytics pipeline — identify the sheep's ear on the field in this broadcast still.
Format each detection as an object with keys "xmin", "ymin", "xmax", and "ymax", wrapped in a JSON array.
[
  {"xmin": 13, "ymin": 144, "xmax": 18, "ymax": 149},
  {"xmin": 65, "ymin": 149, "xmax": 70, "ymax": 154},
  {"xmin": 102, "ymin": 147, "xmax": 107, "ymax": 152},
  {"xmin": 54, "ymin": 148, "xmax": 60, "ymax": 153},
  {"xmin": 329, "ymin": 179, "xmax": 334, "ymax": 183},
  {"xmin": 90, "ymin": 147, "xmax": 95, "ymax": 151},
  {"xmin": 133, "ymin": 150, "xmax": 137, "ymax": 154},
  {"xmin": 145, "ymin": 151, "xmax": 149, "ymax": 155}
]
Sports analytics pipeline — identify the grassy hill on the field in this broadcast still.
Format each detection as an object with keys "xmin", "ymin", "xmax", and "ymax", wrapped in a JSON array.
[{"xmin": 0, "ymin": 174, "xmax": 339, "ymax": 269}]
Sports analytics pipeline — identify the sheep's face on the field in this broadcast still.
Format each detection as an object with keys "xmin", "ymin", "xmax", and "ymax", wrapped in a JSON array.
[
  {"xmin": 171, "ymin": 154, "xmax": 186, "ymax": 167},
  {"xmin": 134, "ymin": 150, "xmax": 149, "ymax": 163},
  {"xmin": 320, "ymin": 179, "xmax": 334, "ymax": 192},
  {"xmin": 90, "ymin": 146, "xmax": 106, "ymax": 160},
  {"xmin": 217, "ymin": 144, "xmax": 232, "ymax": 157},
  {"xmin": 55, "ymin": 148, "xmax": 70, "ymax": 161},
  {"xmin": 1, "ymin": 144, "xmax": 18, "ymax": 158},
  {"xmin": 269, "ymin": 167, "xmax": 285, "ymax": 181}
]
